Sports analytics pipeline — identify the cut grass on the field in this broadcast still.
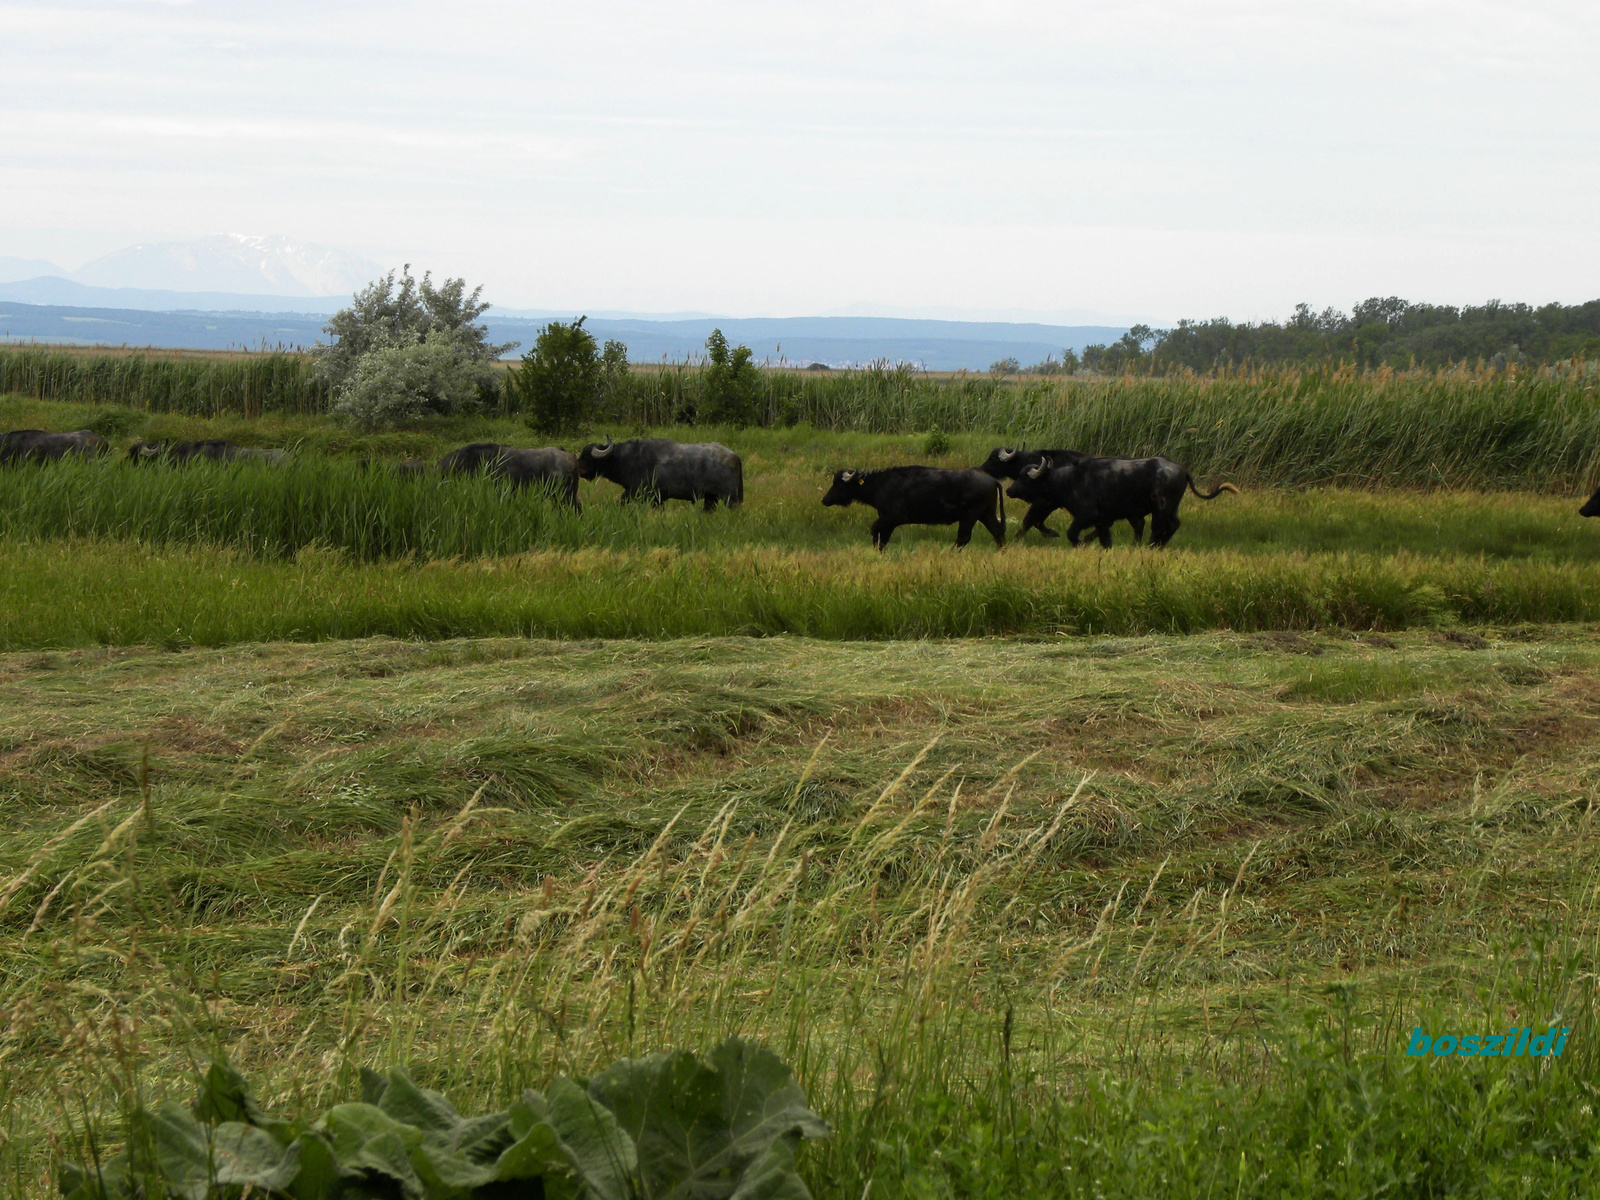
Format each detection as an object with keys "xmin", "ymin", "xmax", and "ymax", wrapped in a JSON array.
[{"xmin": 2, "ymin": 631, "xmax": 1598, "ymax": 1195}]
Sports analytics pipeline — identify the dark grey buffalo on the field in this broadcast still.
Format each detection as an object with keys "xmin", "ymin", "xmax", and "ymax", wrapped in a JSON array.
[
  {"xmin": 822, "ymin": 466, "xmax": 1006, "ymax": 550},
  {"xmin": 127, "ymin": 440, "xmax": 288, "ymax": 465},
  {"xmin": 438, "ymin": 443, "xmax": 580, "ymax": 509},
  {"xmin": 1005, "ymin": 455, "xmax": 1235, "ymax": 548},
  {"xmin": 1581, "ymin": 486, "xmax": 1600, "ymax": 518},
  {"xmin": 0, "ymin": 429, "xmax": 109, "ymax": 465},
  {"xmin": 977, "ymin": 446, "xmax": 1087, "ymax": 539},
  {"xmin": 576, "ymin": 438, "xmax": 743, "ymax": 509}
]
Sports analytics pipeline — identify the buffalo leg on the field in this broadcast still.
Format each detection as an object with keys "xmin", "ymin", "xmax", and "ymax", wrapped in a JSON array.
[
  {"xmin": 980, "ymin": 510, "xmax": 1007, "ymax": 548},
  {"xmin": 703, "ymin": 495, "xmax": 719, "ymax": 511},
  {"xmin": 871, "ymin": 519, "xmax": 895, "ymax": 550},
  {"xmin": 1150, "ymin": 515, "xmax": 1179, "ymax": 547},
  {"xmin": 1023, "ymin": 502, "xmax": 1061, "ymax": 538},
  {"xmin": 1095, "ymin": 524, "xmax": 1114, "ymax": 549},
  {"xmin": 955, "ymin": 518, "xmax": 976, "ymax": 547},
  {"xmin": 1128, "ymin": 515, "xmax": 1145, "ymax": 544},
  {"xmin": 1065, "ymin": 517, "xmax": 1090, "ymax": 546}
]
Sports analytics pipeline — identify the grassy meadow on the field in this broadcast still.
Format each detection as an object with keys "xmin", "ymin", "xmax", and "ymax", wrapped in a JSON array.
[
  {"xmin": 5, "ymin": 375, "xmax": 1600, "ymax": 1196},
  {"xmin": 3, "ymin": 632, "xmax": 1600, "ymax": 1196}
]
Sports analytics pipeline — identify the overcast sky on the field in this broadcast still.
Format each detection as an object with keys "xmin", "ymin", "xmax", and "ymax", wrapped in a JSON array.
[{"xmin": 3, "ymin": 0, "xmax": 1597, "ymax": 322}]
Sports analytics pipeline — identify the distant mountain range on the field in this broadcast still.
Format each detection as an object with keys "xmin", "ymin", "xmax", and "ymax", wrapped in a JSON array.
[
  {"xmin": 0, "ymin": 301, "xmax": 1126, "ymax": 371},
  {"xmin": 0, "ymin": 234, "xmax": 381, "ymax": 298},
  {"xmin": 0, "ymin": 234, "xmax": 1129, "ymax": 368}
]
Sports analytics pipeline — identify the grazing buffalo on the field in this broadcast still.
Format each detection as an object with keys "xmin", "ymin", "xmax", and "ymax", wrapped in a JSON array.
[
  {"xmin": 127, "ymin": 440, "xmax": 288, "ymax": 465},
  {"xmin": 977, "ymin": 446, "xmax": 1087, "ymax": 539},
  {"xmin": 1582, "ymin": 486, "xmax": 1600, "ymax": 518},
  {"xmin": 0, "ymin": 429, "xmax": 109, "ymax": 465},
  {"xmin": 576, "ymin": 438, "xmax": 743, "ymax": 509},
  {"xmin": 822, "ymin": 466, "xmax": 1006, "ymax": 550},
  {"xmin": 1006, "ymin": 455, "xmax": 1235, "ymax": 548},
  {"xmin": 438, "ymin": 443, "xmax": 580, "ymax": 509}
]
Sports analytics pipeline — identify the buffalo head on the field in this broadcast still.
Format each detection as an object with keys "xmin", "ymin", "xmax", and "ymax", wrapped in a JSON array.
[
  {"xmin": 576, "ymin": 437, "xmax": 614, "ymax": 480},
  {"xmin": 1582, "ymin": 485, "xmax": 1600, "ymax": 518},
  {"xmin": 821, "ymin": 468, "xmax": 867, "ymax": 507},
  {"xmin": 127, "ymin": 441, "xmax": 166, "ymax": 464},
  {"xmin": 1005, "ymin": 456, "xmax": 1058, "ymax": 501}
]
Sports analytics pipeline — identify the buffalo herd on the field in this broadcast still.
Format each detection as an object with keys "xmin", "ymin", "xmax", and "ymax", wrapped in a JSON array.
[{"xmin": 9, "ymin": 422, "xmax": 1600, "ymax": 548}]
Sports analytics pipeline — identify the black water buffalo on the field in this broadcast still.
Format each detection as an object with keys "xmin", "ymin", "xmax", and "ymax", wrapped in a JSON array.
[
  {"xmin": 127, "ymin": 440, "xmax": 288, "ymax": 465},
  {"xmin": 1582, "ymin": 486, "xmax": 1600, "ymax": 518},
  {"xmin": 0, "ymin": 429, "xmax": 109, "ymax": 465},
  {"xmin": 977, "ymin": 446, "xmax": 1088, "ymax": 538},
  {"xmin": 576, "ymin": 438, "xmax": 743, "ymax": 509},
  {"xmin": 822, "ymin": 466, "xmax": 1006, "ymax": 550},
  {"xmin": 438, "ymin": 443, "xmax": 580, "ymax": 509},
  {"xmin": 1006, "ymin": 455, "xmax": 1235, "ymax": 548}
]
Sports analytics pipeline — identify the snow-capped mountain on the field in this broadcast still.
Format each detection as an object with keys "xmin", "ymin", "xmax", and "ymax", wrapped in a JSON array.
[{"xmin": 69, "ymin": 234, "xmax": 383, "ymax": 297}]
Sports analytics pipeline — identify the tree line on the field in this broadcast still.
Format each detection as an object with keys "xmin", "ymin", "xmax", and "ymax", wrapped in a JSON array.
[{"xmin": 1078, "ymin": 298, "xmax": 1600, "ymax": 375}]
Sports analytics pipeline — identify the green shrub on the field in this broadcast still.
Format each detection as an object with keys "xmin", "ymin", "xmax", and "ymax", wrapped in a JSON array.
[
  {"xmin": 515, "ymin": 318, "xmax": 602, "ymax": 435},
  {"xmin": 58, "ymin": 1042, "xmax": 827, "ymax": 1200},
  {"xmin": 331, "ymin": 336, "xmax": 498, "ymax": 430},
  {"xmin": 702, "ymin": 329, "xmax": 761, "ymax": 426}
]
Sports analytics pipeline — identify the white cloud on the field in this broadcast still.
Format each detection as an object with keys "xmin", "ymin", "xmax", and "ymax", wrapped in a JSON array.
[{"xmin": 1, "ymin": 0, "xmax": 1596, "ymax": 317}]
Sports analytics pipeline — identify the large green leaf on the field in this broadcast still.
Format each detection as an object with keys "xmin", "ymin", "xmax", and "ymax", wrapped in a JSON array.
[
  {"xmin": 493, "ymin": 1093, "xmax": 583, "ymax": 1198},
  {"xmin": 318, "ymin": 1102, "xmax": 426, "ymax": 1197},
  {"xmin": 586, "ymin": 1039, "xmax": 829, "ymax": 1200},
  {"xmin": 546, "ymin": 1078, "xmax": 636, "ymax": 1200},
  {"xmin": 193, "ymin": 1060, "xmax": 291, "ymax": 1143}
]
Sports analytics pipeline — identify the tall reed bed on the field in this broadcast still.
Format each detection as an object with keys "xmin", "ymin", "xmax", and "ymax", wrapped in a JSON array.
[
  {"xmin": 617, "ymin": 360, "xmax": 1600, "ymax": 490},
  {"xmin": 6, "ymin": 347, "xmax": 1600, "ymax": 489},
  {"xmin": 0, "ymin": 347, "xmax": 328, "ymax": 417}
]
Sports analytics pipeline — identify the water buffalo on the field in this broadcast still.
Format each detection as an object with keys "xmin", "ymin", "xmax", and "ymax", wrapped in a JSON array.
[
  {"xmin": 822, "ymin": 466, "xmax": 1006, "ymax": 550},
  {"xmin": 1006, "ymin": 455, "xmax": 1235, "ymax": 548},
  {"xmin": 438, "ymin": 443, "xmax": 580, "ymax": 509},
  {"xmin": 127, "ymin": 440, "xmax": 288, "ymax": 465},
  {"xmin": 0, "ymin": 429, "xmax": 109, "ymax": 465},
  {"xmin": 576, "ymin": 438, "xmax": 743, "ymax": 509},
  {"xmin": 1582, "ymin": 486, "xmax": 1600, "ymax": 517},
  {"xmin": 977, "ymin": 446, "xmax": 1088, "ymax": 538}
]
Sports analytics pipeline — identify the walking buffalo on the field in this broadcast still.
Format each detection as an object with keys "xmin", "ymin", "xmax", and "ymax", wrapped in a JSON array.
[
  {"xmin": 1005, "ymin": 455, "xmax": 1235, "ymax": 548},
  {"xmin": 1582, "ymin": 486, "xmax": 1600, "ymax": 518},
  {"xmin": 977, "ymin": 446, "xmax": 1087, "ymax": 539},
  {"xmin": 127, "ymin": 440, "xmax": 288, "ymax": 465},
  {"xmin": 438, "ymin": 443, "xmax": 580, "ymax": 509},
  {"xmin": 576, "ymin": 438, "xmax": 743, "ymax": 509},
  {"xmin": 0, "ymin": 429, "xmax": 109, "ymax": 465},
  {"xmin": 822, "ymin": 466, "xmax": 1006, "ymax": 550}
]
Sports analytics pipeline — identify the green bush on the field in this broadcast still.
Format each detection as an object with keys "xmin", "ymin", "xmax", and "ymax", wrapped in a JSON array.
[
  {"xmin": 331, "ymin": 336, "xmax": 498, "ymax": 430},
  {"xmin": 515, "ymin": 318, "xmax": 602, "ymax": 435},
  {"xmin": 702, "ymin": 329, "xmax": 761, "ymax": 426},
  {"xmin": 58, "ymin": 1041, "xmax": 827, "ymax": 1200}
]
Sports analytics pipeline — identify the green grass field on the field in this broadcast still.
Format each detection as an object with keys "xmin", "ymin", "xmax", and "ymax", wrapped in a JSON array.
[
  {"xmin": 3, "ymin": 632, "xmax": 1598, "ymax": 1195},
  {"xmin": 5, "ymin": 390, "xmax": 1600, "ymax": 1196}
]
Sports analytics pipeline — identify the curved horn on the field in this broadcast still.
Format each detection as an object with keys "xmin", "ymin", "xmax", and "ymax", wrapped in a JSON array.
[
  {"xmin": 592, "ymin": 437, "xmax": 614, "ymax": 458},
  {"xmin": 998, "ymin": 447, "xmax": 1015, "ymax": 461},
  {"xmin": 839, "ymin": 469, "xmax": 855, "ymax": 481}
]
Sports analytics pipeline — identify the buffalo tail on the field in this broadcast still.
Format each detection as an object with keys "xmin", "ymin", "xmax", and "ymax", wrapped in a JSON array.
[{"xmin": 1187, "ymin": 475, "xmax": 1239, "ymax": 500}]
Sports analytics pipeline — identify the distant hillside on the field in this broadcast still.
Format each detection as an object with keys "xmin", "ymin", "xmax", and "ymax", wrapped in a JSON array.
[{"xmin": 0, "ymin": 301, "xmax": 1126, "ymax": 372}]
